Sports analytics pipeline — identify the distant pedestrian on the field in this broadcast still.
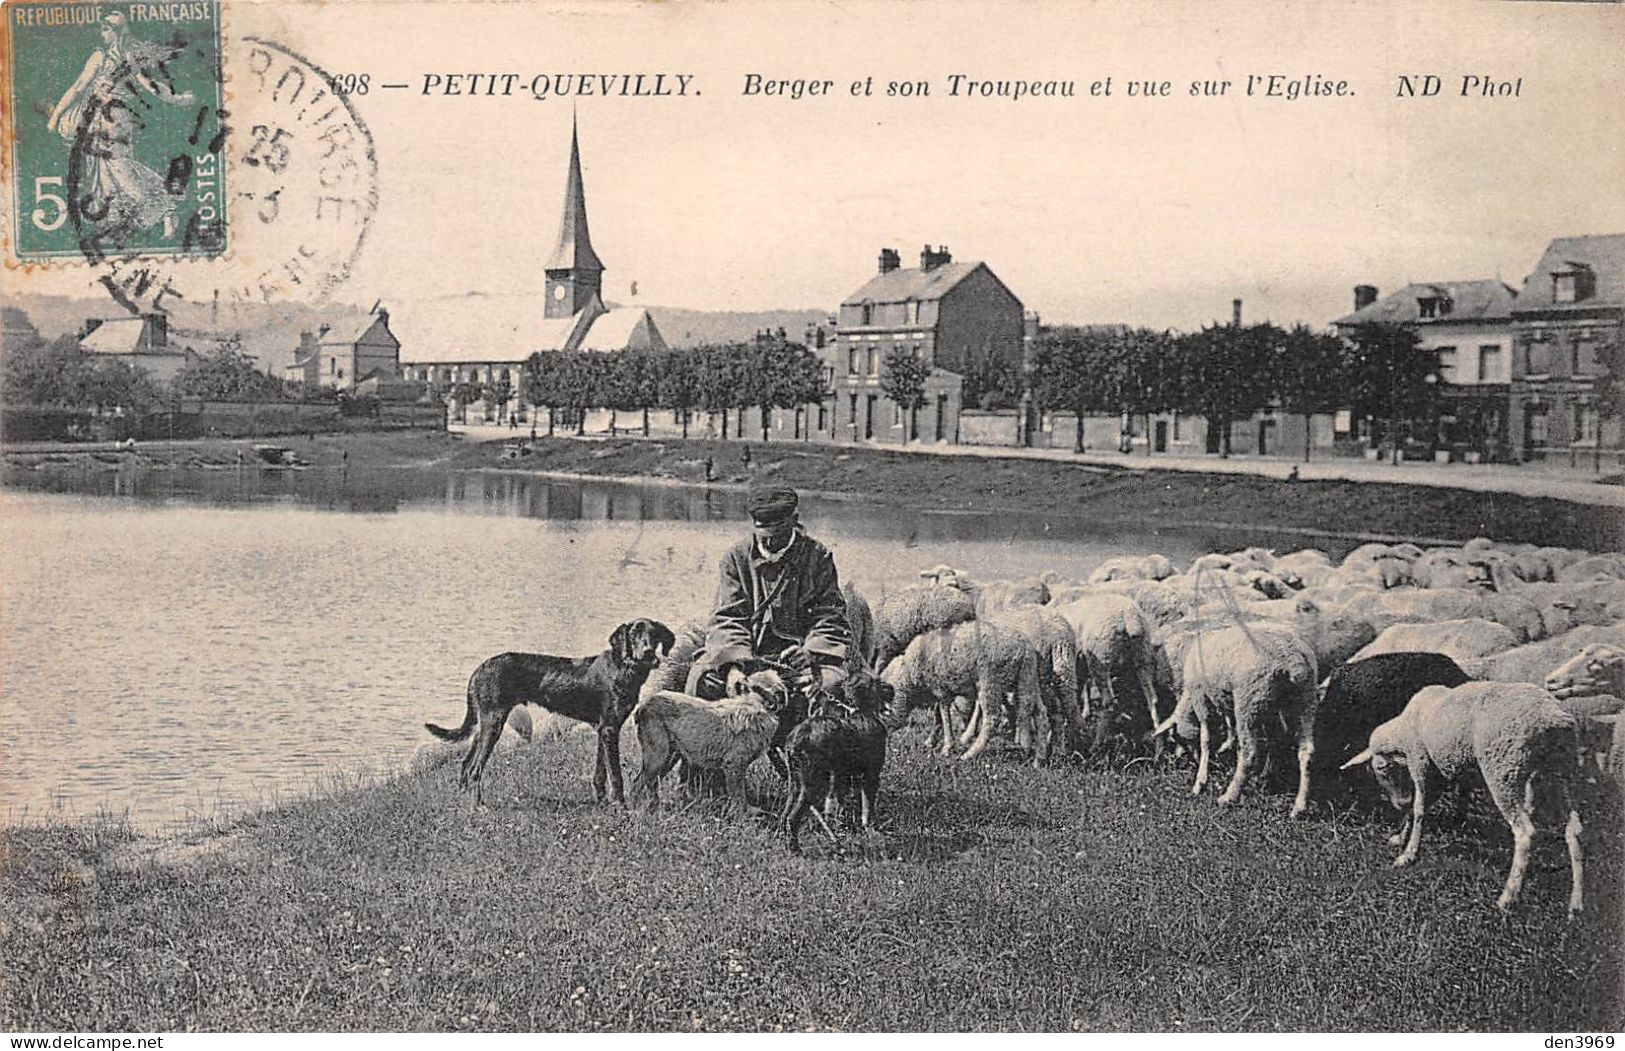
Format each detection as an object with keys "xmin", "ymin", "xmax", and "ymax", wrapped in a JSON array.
[
  {"xmin": 510, "ymin": 415, "xmax": 517, "ymax": 431},
  {"xmin": 1286, "ymin": 464, "xmax": 1301, "ymax": 482},
  {"xmin": 741, "ymin": 445, "xmax": 752, "ymax": 467},
  {"xmin": 704, "ymin": 454, "xmax": 715, "ymax": 482}
]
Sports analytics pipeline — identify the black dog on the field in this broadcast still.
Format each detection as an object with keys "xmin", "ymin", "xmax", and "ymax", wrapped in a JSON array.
[
  {"xmin": 779, "ymin": 671, "xmax": 893, "ymax": 851},
  {"xmin": 425, "ymin": 619, "xmax": 676, "ymax": 805}
]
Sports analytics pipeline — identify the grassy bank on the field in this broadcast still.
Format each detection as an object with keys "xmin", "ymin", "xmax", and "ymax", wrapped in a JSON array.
[
  {"xmin": 4, "ymin": 431, "xmax": 1620, "ymax": 550},
  {"xmin": 1, "ymin": 726, "xmax": 1618, "ymax": 1032}
]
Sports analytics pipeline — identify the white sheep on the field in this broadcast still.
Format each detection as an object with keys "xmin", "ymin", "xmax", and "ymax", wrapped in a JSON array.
[
  {"xmin": 921, "ymin": 564, "xmax": 1050, "ymax": 613},
  {"xmin": 880, "ymin": 619, "xmax": 1041, "ymax": 762},
  {"xmin": 871, "ymin": 583, "xmax": 978, "ymax": 669},
  {"xmin": 986, "ymin": 605, "xmax": 1085, "ymax": 761},
  {"xmin": 1350, "ymin": 617, "xmax": 1521, "ymax": 666},
  {"xmin": 1556, "ymin": 554, "xmax": 1625, "ymax": 584},
  {"xmin": 1050, "ymin": 591, "xmax": 1164, "ymax": 752},
  {"xmin": 1341, "ymin": 681, "xmax": 1586, "ymax": 916},
  {"xmin": 1154, "ymin": 620, "xmax": 1320, "ymax": 816},
  {"xmin": 1458, "ymin": 623, "xmax": 1625, "ymax": 684}
]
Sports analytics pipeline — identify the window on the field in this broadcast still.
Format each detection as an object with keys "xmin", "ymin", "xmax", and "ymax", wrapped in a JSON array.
[
  {"xmin": 1478, "ymin": 345, "xmax": 1503, "ymax": 383},
  {"xmin": 1438, "ymin": 297, "xmax": 1454, "ymax": 317},
  {"xmin": 912, "ymin": 343, "xmax": 923, "ymax": 360},
  {"xmin": 861, "ymin": 302, "xmax": 874, "ymax": 325},
  {"xmin": 1525, "ymin": 339, "xmax": 1550, "ymax": 376},
  {"xmin": 1418, "ymin": 297, "xmax": 1437, "ymax": 319},
  {"xmin": 1435, "ymin": 346, "xmax": 1458, "ymax": 383},
  {"xmin": 329, "ymin": 357, "xmax": 337, "ymax": 375},
  {"xmin": 892, "ymin": 402, "xmax": 902, "ymax": 426},
  {"xmin": 907, "ymin": 301, "xmax": 920, "ymax": 324},
  {"xmin": 1574, "ymin": 340, "xmax": 1596, "ymax": 375},
  {"xmin": 1576, "ymin": 403, "xmax": 1599, "ymax": 444},
  {"xmin": 849, "ymin": 393, "xmax": 859, "ymax": 424},
  {"xmin": 848, "ymin": 348, "xmax": 859, "ymax": 375},
  {"xmin": 817, "ymin": 402, "xmax": 828, "ymax": 430},
  {"xmin": 1172, "ymin": 412, "xmax": 1181, "ymax": 441},
  {"xmin": 1554, "ymin": 273, "xmax": 1576, "ymax": 304},
  {"xmin": 866, "ymin": 348, "xmax": 877, "ymax": 375}
]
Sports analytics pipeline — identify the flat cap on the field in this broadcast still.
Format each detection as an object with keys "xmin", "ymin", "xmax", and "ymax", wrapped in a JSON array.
[{"xmin": 746, "ymin": 484, "xmax": 799, "ymax": 524}]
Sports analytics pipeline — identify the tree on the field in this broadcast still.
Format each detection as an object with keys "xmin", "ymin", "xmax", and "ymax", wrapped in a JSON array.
[
  {"xmin": 484, "ymin": 377, "xmax": 513, "ymax": 421},
  {"xmin": 522, "ymin": 351, "xmax": 566, "ymax": 434},
  {"xmin": 1117, "ymin": 328, "xmax": 1179, "ymax": 455},
  {"xmin": 657, "ymin": 348, "xmax": 700, "ymax": 439},
  {"xmin": 962, "ymin": 350, "xmax": 1020, "ymax": 410},
  {"xmin": 879, "ymin": 348, "xmax": 930, "ymax": 442},
  {"xmin": 1173, "ymin": 322, "xmax": 1280, "ymax": 456},
  {"xmin": 1341, "ymin": 321, "xmax": 1440, "ymax": 463},
  {"xmin": 748, "ymin": 338, "xmax": 826, "ymax": 442},
  {"xmin": 172, "ymin": 341, "xmax": 288, "ymax": 401},
  {"xmin": 449, "ymin": 379, "xmax": 484, "ymax": 423},
  {"xmin": 605, "ymin": 350, "xmax": 659, "ymax": 436},
  {"xmin": 695, "ymin": 343, "xmax": 745, "ymax": 439},
  {"xmin": 1272, "ymin": 325, "xmax": 1347, "ymax": 461}
]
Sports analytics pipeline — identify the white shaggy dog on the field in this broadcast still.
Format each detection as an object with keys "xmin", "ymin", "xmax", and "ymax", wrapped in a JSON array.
[{"xmin": 630, "ymin": 670, "xmax": 788, "ymax": 809}]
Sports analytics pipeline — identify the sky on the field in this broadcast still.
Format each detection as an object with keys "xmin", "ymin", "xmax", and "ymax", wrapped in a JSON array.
[{"xmin": 6, "ymin": 0, "xmax": 1625, "ymax": 331}]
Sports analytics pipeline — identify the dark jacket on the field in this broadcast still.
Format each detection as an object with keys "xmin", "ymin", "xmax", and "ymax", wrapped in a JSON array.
[{"xmin": 697, "ymin": 530, "xmax": 849, "ymax": 672}]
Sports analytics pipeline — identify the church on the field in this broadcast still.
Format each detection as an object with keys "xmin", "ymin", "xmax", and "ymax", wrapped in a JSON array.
[{"xmin": 397, "ymin": 120, "xmax": 668, "ymax": 422}]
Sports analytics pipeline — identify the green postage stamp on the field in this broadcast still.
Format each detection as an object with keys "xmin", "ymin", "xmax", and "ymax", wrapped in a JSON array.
[{"xmin": 5, "ymin": 1, "xmax": 226, "ymax": 262}]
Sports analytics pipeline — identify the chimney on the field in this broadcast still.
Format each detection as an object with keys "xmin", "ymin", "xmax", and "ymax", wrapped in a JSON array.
[
  {"xmin": 1354, "ymin": 284, "xmax": 1378, "ymax": 312},
  {"xmin": 299, "ymin": 329, "xmax": 320, "ymax": 354},
  {"xmin": 878, "ymin": 247, "xmax": 901, "ymax": 274},
  {"xmin": 1231, "ymin": 299, "xmax": 1243, "ymax": 326},
  {"xmin": 143, "ymin": 312, "xmax": 167, "ymax": 348},
  {"xmin": 920, "ymin": 244, "xmax": 952, "ymax": 272},
  {"xmin": 375, "ymin": 307, "xmax": 389, "ymax": 327}
]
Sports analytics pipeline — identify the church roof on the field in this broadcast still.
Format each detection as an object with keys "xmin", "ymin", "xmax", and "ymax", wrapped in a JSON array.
[
  {"xmin": 576, "ymin": 307, "xmax": 669, "ymax": 352},
  {"xmin": 395, "ymin": 299, "xmax": 664, "ymax": 365},
  {"xmin": 544, "ymin": 118, "xmax": 604, "ymax": 274}
]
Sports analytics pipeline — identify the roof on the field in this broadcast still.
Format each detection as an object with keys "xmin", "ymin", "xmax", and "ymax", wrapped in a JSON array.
[
  {"xmin": 321, "ymin": 312, "xmax": 398, "ymax": 348},
  {"xmin": 544, "ymin": 119, "xmax": 604, "ymax": 274},
  {"xmin": 1332, "ymin": 280, "xmax": 1517, "ymax": 326},
  {"xmin": 79, "ymin": 317, "xmax": 186, "ymax": 356},
  {"xmin": 395, "ymin": 298, "xmax": 665, "ymax": 365},
  {"xmin": 575, "ymin": 307, "xmax": 669, "ymax": 352},
  {"xmin": 1512, "ymin": 233, "xmax": 1625, "ymax": 314},
  {"xmin": 841, "ymin": 261, "xmax": 983, "ymax": 306}
]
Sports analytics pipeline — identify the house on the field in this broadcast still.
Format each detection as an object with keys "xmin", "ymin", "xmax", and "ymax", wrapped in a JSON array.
[
  {"xmin": 396, "ymin": 119, "xmax": 668, "ymax": 424},
  {"xmin": 818, "ymin": 245, "xmax": 1023, "ymax": 444},
  {"xmin": 1508, "ymin": 234, "xmax": 1625, "ymax": 462},
  {"xmin": 1333, "ymin": 279, "xmax": 1518, "ymax": 461},
  {"xmin": 284, "ymin": 309, "xmax": 402, "ymax": 392},
  {"xmin": 78, "ymin": 314, "xmax": 198, "ymax": 384}
]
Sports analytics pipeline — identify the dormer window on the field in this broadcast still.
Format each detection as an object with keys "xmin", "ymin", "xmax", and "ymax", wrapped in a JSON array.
[
  {"xmin": 1438, "ymin": 297, "xmax": 1453, "ymax": 316},
  {"xmin": 1418, "ymin": 297, "xmax": 1438, "ymax": 319},
  {"xmin": 861, "ymin": 301, "xmax": 875, "ymax": 325},
  {"xmin": 1553, "ymin": 263, "xmax": 1594, "ymax": 304}
]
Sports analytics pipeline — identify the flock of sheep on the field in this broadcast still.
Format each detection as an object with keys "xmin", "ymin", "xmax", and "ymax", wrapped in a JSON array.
[
  {"xmin": 420, "ymin": 534, "xmax": 1623, "ymax": 917},
  {"xmin": 820, "ymin": 538, "xmax": 1623, "ymax": 916}
]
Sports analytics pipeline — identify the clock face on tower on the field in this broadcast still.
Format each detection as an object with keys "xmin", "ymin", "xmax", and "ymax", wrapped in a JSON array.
[{"xmin": 552, "ymin": 284, "xmax": 567, "ymax": 302}]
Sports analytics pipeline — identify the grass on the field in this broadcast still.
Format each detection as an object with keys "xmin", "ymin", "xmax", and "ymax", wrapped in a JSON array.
[{"xmin": 1, "ymin": 725, "xmax": 1619, "ymax": 1032}]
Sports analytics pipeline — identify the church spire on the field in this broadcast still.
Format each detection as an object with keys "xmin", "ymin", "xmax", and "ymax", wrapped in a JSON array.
[{"xmin": 545, "ymin": 114, "xmax": 604, "ymax": 275}]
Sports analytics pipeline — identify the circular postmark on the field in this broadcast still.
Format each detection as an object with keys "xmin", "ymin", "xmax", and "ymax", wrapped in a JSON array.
[{"xmin": 75, "ymin": 34, "xmax": 378, "ymax": 316}]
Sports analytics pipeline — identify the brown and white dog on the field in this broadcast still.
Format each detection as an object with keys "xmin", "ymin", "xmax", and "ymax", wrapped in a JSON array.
[{"xmin": 425, "ymin": 619, "xmax": 675, "ymax": 805}]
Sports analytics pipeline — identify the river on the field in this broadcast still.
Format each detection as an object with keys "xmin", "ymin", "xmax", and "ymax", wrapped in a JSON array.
[{"xmin": 0, "ymin": 463, "xmax": 1356, "ymax": 829}]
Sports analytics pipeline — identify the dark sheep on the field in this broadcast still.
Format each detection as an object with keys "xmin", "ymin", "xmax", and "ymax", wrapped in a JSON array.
[{"xmin": 1316, "ymin": 651, "xmax": 1470, "ymax": 782}]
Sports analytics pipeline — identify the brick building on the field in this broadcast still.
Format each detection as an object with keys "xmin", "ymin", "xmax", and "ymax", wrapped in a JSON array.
[
  {"xmin": 284, "ymin": 309, "xmax": 402, "ymax": 392},
  {"xmin": 818, "ymin": 245, "xmax": 1024, "ymax": 444},
  {"xmin": 1509, "ymin": 234, "xmax": 1625, "ymax": 463}
]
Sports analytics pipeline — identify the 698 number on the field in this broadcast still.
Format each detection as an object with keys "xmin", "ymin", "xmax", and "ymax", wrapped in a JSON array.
[{"xmin": 327, "ymin": 73, "xmax": 370, "ymax": 96}]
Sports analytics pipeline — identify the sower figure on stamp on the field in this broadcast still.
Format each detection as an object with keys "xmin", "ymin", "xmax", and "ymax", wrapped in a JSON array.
[{"xmin": 685, "ymin": 485, "xmax": 850, "ymax": 782}]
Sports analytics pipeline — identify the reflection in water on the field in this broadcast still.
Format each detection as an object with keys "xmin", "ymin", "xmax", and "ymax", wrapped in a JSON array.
[{"xmin": 0, "ymin": 464, "xmax": 1357, "ymax": 830}]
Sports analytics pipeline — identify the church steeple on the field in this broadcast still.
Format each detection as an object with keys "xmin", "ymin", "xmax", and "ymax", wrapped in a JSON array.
[{"xmin": 544, "ymin": 115, "xmax": 605, "ymax": 318}]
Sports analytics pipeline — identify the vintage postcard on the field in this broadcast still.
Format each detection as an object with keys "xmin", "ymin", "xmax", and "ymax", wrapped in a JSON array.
[{"xmin": 1, "ymin": 0, "xmax": 1623, "ymax": 1036}]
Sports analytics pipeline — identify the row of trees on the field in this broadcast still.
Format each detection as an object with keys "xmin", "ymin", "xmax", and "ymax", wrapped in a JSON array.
[
  {"xmin": 1030, "ymin": 321, "xmax": 1437, "ymax": 457},
  {"xmin": 519, "ymin": 340, "xmax": 826, "ymax": 440}
]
